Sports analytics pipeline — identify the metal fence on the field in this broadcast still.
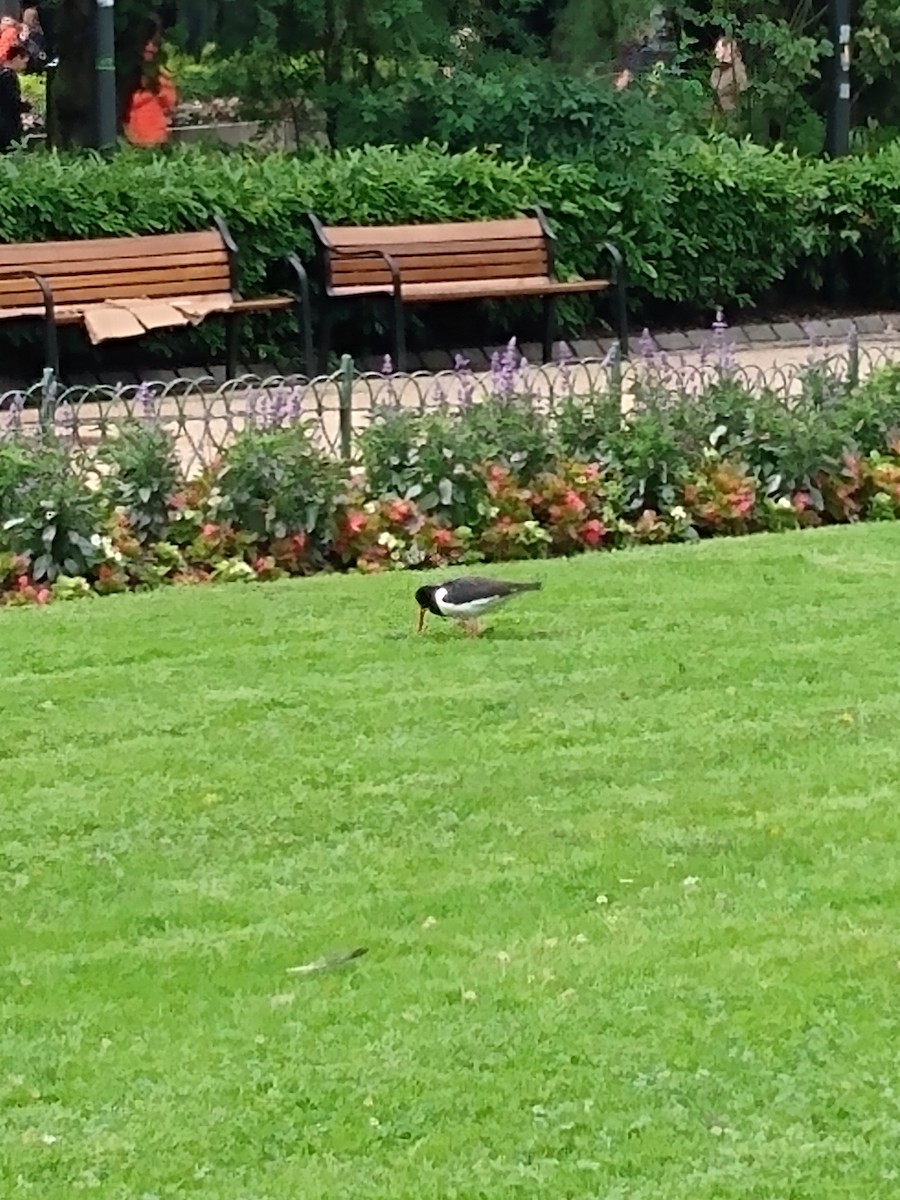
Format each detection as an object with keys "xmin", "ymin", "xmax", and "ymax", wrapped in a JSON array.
[{"xmin": 1, "ymin": 336, "xmax": 899, "ymax": 478}]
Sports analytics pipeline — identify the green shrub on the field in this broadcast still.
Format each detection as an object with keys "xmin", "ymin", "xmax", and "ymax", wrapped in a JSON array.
[
  {"xmin": 216, "ymin": 421, "xmax": 342, "ymax": 561},
  {"xmin": 333, "ymin": 61, "xmax": 710, "ymax": 162},
  {"xmin": 0, "ymin": 438, "xmax": 109, "ymax": 582},
  {"xmin": 357, "ymin": 408, "xmax": 491, "ymax": 530},
  {"xmin": 1, "ymin": 137, "xmax": 900, "ymax": 362},
  {"xmin": 97, "ymin": 408, "xmax": 182, "ymax": 545}
]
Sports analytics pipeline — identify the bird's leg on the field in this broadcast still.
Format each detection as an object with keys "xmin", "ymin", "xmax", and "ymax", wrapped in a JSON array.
[{"xmin": 462, "ymin": 618, "xmax": 482, "ymax": 638}]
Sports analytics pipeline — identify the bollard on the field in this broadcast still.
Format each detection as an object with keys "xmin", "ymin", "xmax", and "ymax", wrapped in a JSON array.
[{"xmin": 338, "ymin": 354, "xmax": 354, "ymax": 462}]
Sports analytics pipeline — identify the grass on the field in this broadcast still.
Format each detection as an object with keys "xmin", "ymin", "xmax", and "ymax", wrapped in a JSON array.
[{"xmin": 3, "ymin": 525, "xmax": 900, "ymax": 1199}]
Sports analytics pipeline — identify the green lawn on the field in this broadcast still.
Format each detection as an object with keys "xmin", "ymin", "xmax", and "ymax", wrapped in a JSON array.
[{"xmin": 3, "ymin": 526, "xmax": 900, "ymax": 1199}]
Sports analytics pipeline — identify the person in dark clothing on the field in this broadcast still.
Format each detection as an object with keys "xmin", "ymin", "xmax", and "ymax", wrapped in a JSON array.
[
  {"xmin": 21, "ymin": 7, "xmax": 47, "ymax": 73},
  {"xmin": 0, "ymin": 42, "xmax": 30, "ymax": 151}
]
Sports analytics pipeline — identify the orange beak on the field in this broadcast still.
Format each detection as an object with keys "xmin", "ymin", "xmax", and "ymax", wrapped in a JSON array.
[{"xmin": 416, "ymin": 606, "xmax": 426, "ymax": 633}]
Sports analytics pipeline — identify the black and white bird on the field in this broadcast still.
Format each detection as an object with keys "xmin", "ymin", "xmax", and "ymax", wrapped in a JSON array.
[{"xmin": 414, "ymin": 576, "xmax": 542, "ymax": 637}]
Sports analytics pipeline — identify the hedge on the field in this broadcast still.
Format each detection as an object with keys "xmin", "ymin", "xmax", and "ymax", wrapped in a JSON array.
[
  {"xmin": 4, "ymin": 357, "xmax": 900, "ymax": 606},
  {"xmin": 1, "ymin": 137, "xmax": 900, "ymax": 361}
]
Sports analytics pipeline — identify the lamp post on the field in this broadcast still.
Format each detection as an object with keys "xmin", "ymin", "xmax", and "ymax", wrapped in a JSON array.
[
  {"xmin": 825, "ymin": 0, "xmax": 851, "ymax": 157},
  {"xmin": 95, "ymin": 0, "xmax": 117, "ymax": 151}
]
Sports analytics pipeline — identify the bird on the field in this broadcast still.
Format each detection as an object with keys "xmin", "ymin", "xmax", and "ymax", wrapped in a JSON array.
[{"xmin": 414, "ymin": 576, "xmax": 542, "ymax": 637}]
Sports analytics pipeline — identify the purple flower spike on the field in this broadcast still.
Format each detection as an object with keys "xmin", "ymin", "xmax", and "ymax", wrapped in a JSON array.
[
  {"xmin": 639, "ymin": 327, "xmax": 658, "ymax": 364},
  {"xmin": 135, "ymin": 380, "xmax": 157, "ymax": 420},
  {"xmin": 491, "ymin": 337, "xmax": 521, "ymax": 399},
  {"xmin": 382, "ymin": 354, "xmax": 393, "ymax": 377},
  {"xmin": 712, "ymin": 308, "xmax": 735, "ymax": 377}
]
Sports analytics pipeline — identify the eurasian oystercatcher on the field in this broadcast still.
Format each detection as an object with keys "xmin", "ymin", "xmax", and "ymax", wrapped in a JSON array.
[{"xmin": 415, "ymin": 576, "xmax": 542, "ymax": 636}]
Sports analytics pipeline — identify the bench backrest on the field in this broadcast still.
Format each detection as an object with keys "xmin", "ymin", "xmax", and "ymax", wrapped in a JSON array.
[
  {"xmin": 0, "ymin": 229, "xmax": 232, "ymax": 311},
  {"xmin": 316, "ymin": 217, "xmax": 550, "ymax": 290}
]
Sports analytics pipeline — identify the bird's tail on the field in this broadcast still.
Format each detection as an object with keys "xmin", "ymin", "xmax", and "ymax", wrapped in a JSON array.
[{"xmin": 514, "ymin": 581, "xmax": 543, "ymax": 593}]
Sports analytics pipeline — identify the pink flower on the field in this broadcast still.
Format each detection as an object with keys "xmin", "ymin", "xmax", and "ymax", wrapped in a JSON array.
[
  {"xmin": 792, "ymin": 491, "xmax": 811, "ymax": 512},
  {"xmin": 345, "ymin": 512, "xmax": 368, "ymax": 536},
  {"xmin": 732, "ymin": 491, "xmax": 754, "ymax": 516},
  {"xmin": 563, "ymin": 489, "xmax": 587, "ymax": 516},
  {"xmin": 35, "ymin": 588, "xmax": 51, "ymax": 605},
  {"xmin": 580, "ymin": 518, "xmax": 605, "ymax": 547},
  {"xmin": 201, "ymin": 523, "xmax": 219, "ymax": 539}
]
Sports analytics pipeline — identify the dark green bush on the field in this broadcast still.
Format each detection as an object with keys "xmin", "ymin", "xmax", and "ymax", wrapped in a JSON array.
[
  {"xmin": 0, "ymin": 438, "xmax": 108, "ymax": 581},
  {"xmin": 216, "ymin": 421, "xmax": 342, "ymax": 560},
  {"xmin": 98, "ymin": 412, "xmax": 182, "ymax": 544},
  {"xmin": 332, "ymin": 61, "xmax": 709, "ymax": 162},
  {"xmin": 1, "ymin": 136, "xmax": 900, "ymax": 364},
  {"xmin": 357, "ymin": 409, "xmax": 491, "ymax": 529}
]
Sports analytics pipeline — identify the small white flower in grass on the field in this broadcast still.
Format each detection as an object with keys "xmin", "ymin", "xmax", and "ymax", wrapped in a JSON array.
[
  {"xmin": 573, "ymin": 933, "xmax": 588, "ymax": 944},
  {"xmin": 421, "ymin": 915, "xmax": 437, "ymax": 930},
  {"xmin": 544, "ymin": 937, "xmax": 559, "ymax": 949},
  {"xmin": 595, "ymin": 893, "xmax": 609, "ymax": 905},
  {"xmin": 269, "ymin": 993, "xmax": 295, "ymax": 1008},
  {"xmin": 618, "ymin": 878, "xmax": 634, "ymax": 884},
  {"xmin": 363, "ymin": 1095, "xmax": 374, "ymax": 1107},
  {"xmin": 41, "ymin": 1134, "xmax": 58, "ymax": 1146},
  {"xmin": 496, "ymin": 950, "xmax": 510, "ymax": 966},
  {"xmin": 683, "ymin": 876, "xmax": 700, "ymax": 888},
  {"xmin": 462, "ymin": 989, "xmax": 477, "ymax": 1002},
  {"xmin": 369, "ymin": 1116, "xmax": 380, "ymax": 1128}
]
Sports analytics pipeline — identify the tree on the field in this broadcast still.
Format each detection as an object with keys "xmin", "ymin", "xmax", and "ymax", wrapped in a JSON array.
[{"xmin": 44, "ymin": 0, "xmax": 162, "ymax": 148}]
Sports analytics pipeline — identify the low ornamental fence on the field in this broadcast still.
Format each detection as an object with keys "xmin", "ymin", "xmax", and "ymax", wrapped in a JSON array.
[{"xmin": 1, "ymin": 334, "xmax": 898, "ymax": 478}]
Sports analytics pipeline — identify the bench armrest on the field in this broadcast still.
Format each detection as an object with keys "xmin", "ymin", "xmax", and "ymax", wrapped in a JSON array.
[
  {"xmin": 0, "ymin": 267, "xmax": 55, "ymax": 317},
  {"xmin": 212, "ymin": 212, "xmax": 241, "ymax": 296},
  {"xmin": 597, "ymin": 241, "xmax": 625, "ymax": 285},
  {"xmin": 596, "ymin": 241, "xmax": 628, "ymax": 358},
  {"xmin": 325, "ymin": 245, "xmax": 402, "ymax": 300},
  {"xmin": 0, "ymin": 268, "xmax": 59, "ymax": 379}
]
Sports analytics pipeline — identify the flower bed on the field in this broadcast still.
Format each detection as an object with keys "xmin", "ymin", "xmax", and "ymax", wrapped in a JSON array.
[{"xmin": 3, "ymin": 348, "xmax": 900, "ymax": 608}]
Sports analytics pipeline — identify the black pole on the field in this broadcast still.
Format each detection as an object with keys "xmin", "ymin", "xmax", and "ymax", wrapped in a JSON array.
[
  {"xmin": 825, "ymin": 0, "xmax": 851, "ymax": 157},
  {"xmin": 95, "ymin": 0, "xmax": 117, "ymax": 151}
]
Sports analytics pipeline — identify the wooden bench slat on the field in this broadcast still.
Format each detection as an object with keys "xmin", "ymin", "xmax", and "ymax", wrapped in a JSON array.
[
  {"xmin": 0, "ymin": 230, "xmax": 224, "ymax": 268},
  {"xmin": 0, "ymin": 275, "xmax": 231, "ymax": 308},
  {"xmin": 0, "ymin": 250, "xmax": 230, "ymax": 281},
  {"xmin": 331, "ymin": 276, "xmax": 611, "ymax": 301},
  {"xmin": 321, "ymin": 218, "xmax": 543, "ymax": 248},
  {"xmin": 329, "ymin": 237, "xmax": 546, "ymax": 259},
  {"xmin": 0, "ymin": 262, "xmax": 230, "ymax": 300},
  {"xmin": 331, "ymin": 261, "xmax": 550, "ymax": 289},
  {"xmin": 330, "ymin": 248, "xmax": 547, "ymax": 281}
]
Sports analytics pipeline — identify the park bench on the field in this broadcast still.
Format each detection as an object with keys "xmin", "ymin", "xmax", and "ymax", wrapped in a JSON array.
[
  {"xmin": 302, "ymin": 209, "xmax": 628, "ymax": 373},
  {"xmin": 0, "ymin": 216, "xmax": 306, "ymax": 382}
]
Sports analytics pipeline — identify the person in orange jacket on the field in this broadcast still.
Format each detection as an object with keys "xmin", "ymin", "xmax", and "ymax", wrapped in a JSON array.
[
  {"xmin": 0, "ymin": 16, "xmax": 21, "ymax": 64},
  {"xmin": 122, "ymin": 28, "xmax": 177, "ymax": 148}
]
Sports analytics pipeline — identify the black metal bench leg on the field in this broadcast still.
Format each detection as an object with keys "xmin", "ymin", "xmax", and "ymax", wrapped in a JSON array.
[
  {"xmin": 542, "ymin": 294, "xmax": 556, "ymax": 364},
  {"xmin": 44, "ymin": 313, "xmax": 60, "ymax": 382},
  {"xmin": 392, "ymin": 294, "xmax": 407, "ymax": 374},
  {"xmin": 299, "ymin": 299, "xmax": 315, "ymax": 380},
  {"xmin": 318, "ymin": 301, "xmax": 334, "ymax": 376},
  {"xmin": 225, "ymin": 313, "xmax": 241, "ymax": 379},
  {"xmin": 613, "ymin": 279, "xmax": 629, "ymax": 359}
]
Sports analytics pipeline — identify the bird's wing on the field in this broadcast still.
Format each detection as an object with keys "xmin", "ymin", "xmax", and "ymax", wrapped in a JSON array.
[{"xmin": 441, "ymin": 576, "xmax": 526, "ymax": 604}]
